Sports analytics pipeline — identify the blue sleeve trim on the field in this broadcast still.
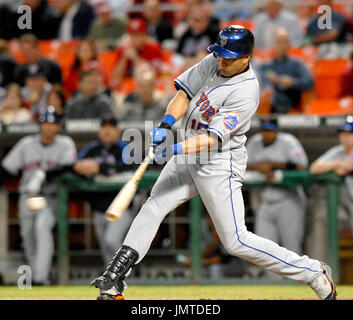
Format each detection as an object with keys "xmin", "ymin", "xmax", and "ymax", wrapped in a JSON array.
[
  {"xmin": 207, "ymin": 127, "xmax": 224, "ymax": 141},
  {"xmin": 78, "ymin": 141, "xmax": 100, "ymax": 160},
  {"xmin": 174, "ymin": 78, "xmax": 194, "ymax": 98}
]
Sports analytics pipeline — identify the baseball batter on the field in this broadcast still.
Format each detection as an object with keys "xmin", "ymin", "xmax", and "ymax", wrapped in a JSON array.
[
  {"xmin": 1, "ymin": 107, "xmax": 76, "ymax": 285},
  {"xmin": 91, "ymin": 26, "xmax": 336, "ymax": 300}
]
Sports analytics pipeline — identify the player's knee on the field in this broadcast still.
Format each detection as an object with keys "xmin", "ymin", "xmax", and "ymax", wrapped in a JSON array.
[
  {"xmin": 141, "ymin": 197, "xmax": 169, "ymax": 220},
  {"xmin": 222, "ymin": 237, "xmax": 243, "ymax": 256},
  {"xmin": 223, "ymin": 241, "xmax": 243, "ymax": 256},
  {"xmin": 221, "ymin": 229, "xmax": 249, "ymax": 256}
]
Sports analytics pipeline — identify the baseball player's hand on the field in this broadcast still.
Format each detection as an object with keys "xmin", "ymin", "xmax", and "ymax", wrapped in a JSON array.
[
  {"xmin": 150, "ymin": 114, "xmax": 177, "ymax": 149},
  {"xmin": 74, "ymin": 159, "xmax": 100, "ymax": 177},
  {"xmin": 151, "ymin": 127, "xmax": 169, "ymax": 148},
  {"xmin": 334, "ymin": 158, "xmax": 353, "ymax": 176},
  {"xmin": 256, "ymin": 162, "xmax": 274, "ymax": 182},
  {"xmin": 153, "ymin": 144, "xmax": 183, "ymax": 162}
]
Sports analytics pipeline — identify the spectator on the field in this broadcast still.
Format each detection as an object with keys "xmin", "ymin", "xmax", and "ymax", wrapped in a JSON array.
[
  {"xmin": 0, "ymin": 3, "xmax": 18, "ymax": 40},
  {"xmin": 22, "ymin": 64, "xmax": 52, "ymax": 119},
  {"xmin": 176, "ymin": 5, "xmax": 219, "ymax": 59},
  {"xmin": 65, "ymin": 69, "xmax": 113, "ymax": 119},
  {"xmin": 18, "ymin": 0, "xmax": 58, "ymax": 39},
  {"xmin": 46, "ymin": 85, "xmax": 67, "ymax": 117},
  {"xmin": 258, "ymin": 28, "xmax": 314, "ymax": 114},
  {"xmin": 0, "ymin": 107, "xmax": 77, "ymax": 285},
  {"xmin": 14, "ymin": 34, "xmax": 63, "ymax": 86},
  {"xmin": 88, "ymin": 63, "xmax": 114, "ymax": 99},
  {"xmin": 64, "ymin": 39, "xmax": 107, "ymax": 96},
  {"xmin": 308, "ymin": 117, "xmax": 353, "ymax": 261},
  {"xmin": 142, "ymin": 0, "xmax": 174, "ymax": 46},
  {"xmin": 213, "ymin": 0, "xmax": 252, "ymax": 21},
  {"xmin": 111, "ymin": 18, "xmax": 164, "ymax": 89},
  {"xmin": 305, "ymin": 0, "xmax": 348, "ymax": 46},
  {"xmin": 173, "ymin": 0, "xmax": 219, "ymax": 41},
  {"xmin": 109, "ymin": 0, "xmax": 131, "ymax": 18},
  {"xmin": 119, "ymin": 62, "xmax": 170, "ymax": 122},
  {"xmin": 0, "ymin": 39, "xmax": 18, "ymax": 98},
  {"xmin": 73, "ymin": 116, "xmax": 138, "ymax": 264},
  {"xmin": 51, "ymin": 0, "xmax": 96, "ymax": 40},
  {"xmin": 253, "ymin": 0, "xmax": 303, "ymax": 48},
  {"xmin": 0, "ymin": 83, "xmax": 31, "ymax": 124},
  {"xmin": 89, "ymin": 0, "xmax": 126, "ymax": 51},
  {"xmin": 246, "ymin": 117, "xmax": 308, "ymax": 279}
]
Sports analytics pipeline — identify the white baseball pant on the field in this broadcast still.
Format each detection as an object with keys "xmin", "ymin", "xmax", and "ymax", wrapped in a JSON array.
[{"xmin": 123, "ymin": 150, "xmax": 322, "ymax": 284}]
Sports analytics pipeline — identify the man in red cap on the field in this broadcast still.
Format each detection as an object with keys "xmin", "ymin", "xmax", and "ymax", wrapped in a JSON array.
[{"xmin": 111, "ymin": 18, "xmax": 164, "ymax": 89}]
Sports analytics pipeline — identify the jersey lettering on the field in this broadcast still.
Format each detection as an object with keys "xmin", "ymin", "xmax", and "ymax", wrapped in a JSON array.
[
  {"xmin": 195, "ymin": 91, "xmax": 217, "ymax": 122},
  {"xmin": 190, "ymin": 119, "xmax": 209, "ymax": 132},
  {"xmin": 202, "ymin": 106, "xmax": 216, "ymax": 121},
  {"xmin": 195, "ymin": 91, "xmax": 208, "ymax": 106},
  {"xmin": 199, "ymin": 100, "xmax": 210, "ymax": 111}
]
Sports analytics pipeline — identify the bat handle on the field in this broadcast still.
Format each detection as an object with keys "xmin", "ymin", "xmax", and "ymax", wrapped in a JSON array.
[{"xmin": 147, "ymin": 146, "xmax": 155, "ymax": 160}]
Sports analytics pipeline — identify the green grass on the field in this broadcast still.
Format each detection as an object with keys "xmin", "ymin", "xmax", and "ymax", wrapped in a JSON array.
[{"xmin": 0, "ymin": 285, "xmax": 352, "ymax": 300}]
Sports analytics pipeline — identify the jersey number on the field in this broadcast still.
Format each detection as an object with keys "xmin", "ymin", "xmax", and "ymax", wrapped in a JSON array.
[{"xmin": 190, "ymin": 119, "xmax": 209, "ymax": 131}]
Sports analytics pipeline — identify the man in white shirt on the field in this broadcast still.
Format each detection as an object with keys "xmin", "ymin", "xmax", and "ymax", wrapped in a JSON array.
[{"xmin": 253, "ymin": 0, "xmax": 303, "ymax": 48}]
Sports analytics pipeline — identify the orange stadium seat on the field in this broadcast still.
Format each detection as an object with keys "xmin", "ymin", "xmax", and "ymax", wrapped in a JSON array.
[
  {"xmin": 8, "ymin": 40, "xmax": 25, "ymax": 63},
  {"xmin": 304, "ymin": 98, "xmax": 353, "ymax": 116},
  {"xmin": 288, "ymin": 46, "xmax": 318, "ymax": 67},
  {"xmin": 97, "ymin": 50, "xmax": 117, "ymax": 74},
  {"xmin": 56, "ymin": 51, "xmax": 75, "ymax": 81},
  {"xmin": 313, "ymin": 59, "xmax": 350, "ymax": 99},
  {"xmin": 115, "ymin": 77, "xmax": 136, "ymax": 96}
]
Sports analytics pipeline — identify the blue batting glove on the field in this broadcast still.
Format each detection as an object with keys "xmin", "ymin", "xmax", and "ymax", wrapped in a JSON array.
[
  {"xmin": 151, "ymin": 114, "xmax": 177, "ymax": 148},
  {"xmin": 154, "ymin": 143, "xmax": 183, "ymax": 161},
  {"xmin": 151, "ymin": 127, "xmax": 168, "ymax": 146}
]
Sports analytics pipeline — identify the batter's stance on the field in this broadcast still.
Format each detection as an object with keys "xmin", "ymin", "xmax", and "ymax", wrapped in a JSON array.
[{"xmin": 91, "ymin": 26, "xmax": 336, "ymax": 300}]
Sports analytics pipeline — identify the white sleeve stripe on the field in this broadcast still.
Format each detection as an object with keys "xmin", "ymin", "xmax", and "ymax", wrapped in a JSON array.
[{"xmin": 174, "ymin": 78, "xmax": 194, "ymax": 98}]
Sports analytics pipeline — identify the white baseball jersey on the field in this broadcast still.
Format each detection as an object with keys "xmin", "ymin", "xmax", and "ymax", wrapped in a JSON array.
[
  {"xmin": 2, "ymin": 134, "xmax": 77, "ymax": 194},
  {"xmin": 316, "ymin": 144, "xmax": 353, "ymax": 199},
  {"xmin": 246, "ymin": 132, "xmax": 308, "ymax": 202},
  {"xmin": 175, "ymin": 54, "xmax": 259, "ymax": 153}
]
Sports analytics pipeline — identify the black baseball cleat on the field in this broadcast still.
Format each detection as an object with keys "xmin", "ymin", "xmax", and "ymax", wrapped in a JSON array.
[
  {"xmin": 309, "ymin": 262, "xmax": 337, "ymax": 300},
  {"xmin": 90, "ymin": 245, "xmax": 139, "ymax": 301},
  {"xmin": 97, "ymin": 292, "xmax": 125, "ymax": 301},
  {"xmin": 90, "ymin": 275, "xmax": 126, "ymax": 300}
]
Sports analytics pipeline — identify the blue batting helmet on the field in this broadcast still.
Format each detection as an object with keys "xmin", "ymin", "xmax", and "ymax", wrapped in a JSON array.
[
  {"xmin": 338, "ymin": 116, "xmax": 353, "ymax": 133},
  {"xmin": 207, "ymin": 25, "xmax": 254, "ymax": 59},
  {"xmin": 39, "ymin": 106, "xmax": 61, "ymax": 124}
]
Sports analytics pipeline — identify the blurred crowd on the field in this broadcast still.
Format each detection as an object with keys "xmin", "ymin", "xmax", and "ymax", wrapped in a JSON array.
[
  {"xmin": 1, "ymin": 0, "xmax": 353, "ymax": 284},
  {"xmin": 1, "ymin": 0, "xmax": 353, "ymax": 125}
]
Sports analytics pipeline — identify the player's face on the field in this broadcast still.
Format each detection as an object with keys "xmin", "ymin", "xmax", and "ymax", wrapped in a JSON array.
[
  {"xmin": 216, "ymin": 55, "xmax": 251, "ymax": 77},
  {"xmin": 339, "ymin": 131, "xmax": 353, "ymax": 151},
  {"xmin": 98, "ymin": 125, "xmax": 122, "ymax": 146},
  {"xmin": 40, "ymin": 122, "xmax": 60, "ymax": 145},
  {"xmin": 261, "ymin": 130, "xmax": 278, "ymax": 144}
]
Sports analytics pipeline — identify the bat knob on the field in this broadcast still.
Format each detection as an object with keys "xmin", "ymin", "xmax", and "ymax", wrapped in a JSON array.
[{"xmin": 106, "ymin": 212, "xmax": 121, "ymax": 222}]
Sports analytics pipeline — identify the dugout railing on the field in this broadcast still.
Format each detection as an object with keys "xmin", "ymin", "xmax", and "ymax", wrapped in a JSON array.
[{"xmin": 56, "ymin": 170, "xmax": 343, "ymax": 285}]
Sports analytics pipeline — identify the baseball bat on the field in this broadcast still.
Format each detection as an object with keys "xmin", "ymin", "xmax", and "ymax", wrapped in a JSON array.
[{"xmin": 105, "ymin": 147, "xmax": 154, "ymax": 222}]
